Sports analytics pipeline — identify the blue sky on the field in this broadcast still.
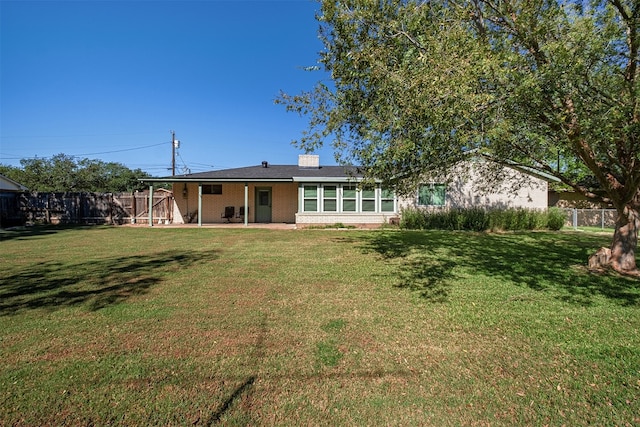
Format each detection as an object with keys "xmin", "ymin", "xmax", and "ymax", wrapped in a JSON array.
[{"xmin": 0, "ymin": 0, "xmax": 334, "ymax": 175}]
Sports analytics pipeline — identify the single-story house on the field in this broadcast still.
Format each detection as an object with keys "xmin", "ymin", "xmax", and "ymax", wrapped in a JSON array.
[{"xmin": 140, "ymin": 155, "xmax": 549, "ymax": 227}]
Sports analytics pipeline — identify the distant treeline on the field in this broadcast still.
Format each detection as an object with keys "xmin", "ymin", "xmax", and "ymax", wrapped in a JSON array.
[{"xmin": 0, "ymin": 153, "xmax": 157, "ymax": 193}]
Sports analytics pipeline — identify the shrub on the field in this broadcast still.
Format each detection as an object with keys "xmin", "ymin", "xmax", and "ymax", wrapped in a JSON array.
[
  {"xmin": 399, "ymin": 206, "xmax": 427, "ymax": 229},
  {"xmin": 401, "ymin": 207, "xmax": 560, "ymax": 232},
  {"xmin": 547, "ymin": 207, "xmax": 566, "ymax": 231},
  {"xmin": 462, "ymin": 208, "xmax": 490, "ymax": 232}
]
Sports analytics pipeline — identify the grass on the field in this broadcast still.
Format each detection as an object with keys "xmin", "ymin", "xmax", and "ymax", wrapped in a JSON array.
[
  {"xmin": 1, "ymin": 225, "xmax": 639, "ymax": 426},
  {"xmin": 569, "ymin": 226, "xmax": 616, "ymax": 233}
]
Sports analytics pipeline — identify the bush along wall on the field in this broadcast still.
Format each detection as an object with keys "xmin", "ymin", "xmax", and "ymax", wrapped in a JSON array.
[{"xmin": 400, "ymin": 207, "xmax": 565, "ymax": 232}]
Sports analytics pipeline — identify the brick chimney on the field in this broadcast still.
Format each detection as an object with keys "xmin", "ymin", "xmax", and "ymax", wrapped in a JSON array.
[{"xmin": 298, "ymin": 154, "xmax": 320, "ymax": 168}]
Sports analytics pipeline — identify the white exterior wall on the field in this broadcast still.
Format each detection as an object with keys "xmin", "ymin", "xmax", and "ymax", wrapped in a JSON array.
[
  {"xmin": 168, "ymin": 161, "xmax": 548, "ymax": 225},
  {"xmin": 295, "ymin": 212, "xmax": 397, "ymax": 225},
  {"xmin": 398, "ymin": 162, "xmax": 549, "ymax": 211}
]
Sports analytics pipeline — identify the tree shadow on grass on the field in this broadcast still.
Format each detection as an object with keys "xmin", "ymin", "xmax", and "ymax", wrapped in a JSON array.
[
  {"xmin": 0, "ymin": 249, "xmax": 219, "ymax": 315},
  {"xmin": 0, "ymin": 224, "xmax": 98, "ymax": 242},
  {"xmin": 354, "ymin": 230, "xmax": 640, "ymax": 306}
]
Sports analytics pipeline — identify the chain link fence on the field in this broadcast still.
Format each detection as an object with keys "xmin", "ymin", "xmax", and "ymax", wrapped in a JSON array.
[{"xmin": 561, "ymin": 208, "xmax": 617, "ymax": 230}]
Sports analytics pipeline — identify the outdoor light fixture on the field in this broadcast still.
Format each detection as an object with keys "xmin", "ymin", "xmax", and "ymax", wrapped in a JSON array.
[{"xmin": 183, "ymin": 184, "xmax": 188, "ymax": 198}]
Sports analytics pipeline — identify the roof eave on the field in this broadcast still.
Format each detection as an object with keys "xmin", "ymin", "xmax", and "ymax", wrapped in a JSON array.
[
  {"xmin": 139, "ymin": 177, "xmax": 294, "ymax": 183},
  {"xmin": 292, "ymin": 176, "xmax": 367, "ymax": 183}
]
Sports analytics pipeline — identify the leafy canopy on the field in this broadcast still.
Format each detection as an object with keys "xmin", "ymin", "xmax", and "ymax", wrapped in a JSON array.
[{"xmin": 278, "ymin": 0, "xmax": 639, "ymax": 206}]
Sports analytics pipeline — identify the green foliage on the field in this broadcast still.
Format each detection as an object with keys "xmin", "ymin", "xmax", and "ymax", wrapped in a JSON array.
[
  {"xmin": 400, "ymin": 207, "xmax": 562, "ymax": 232},
  {"xmin": 547, "ymin": 207, "xmax": 567, "ymax": 231},
  {"xmin": 0, "ymin": 154, "xmax": 152, "ymax": 192},
  {"xmin": 278, "ymin": 0, "xmax": 640, "ymax": 269}
]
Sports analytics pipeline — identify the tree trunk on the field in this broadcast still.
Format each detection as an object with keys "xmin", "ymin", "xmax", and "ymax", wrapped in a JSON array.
[{"xmin": 609, "ymin": 204, "xmax": 639, "ymax": 275}]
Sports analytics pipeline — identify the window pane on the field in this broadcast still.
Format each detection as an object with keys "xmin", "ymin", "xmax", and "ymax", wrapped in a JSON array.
[
  {"xmin": 362, "ymin": 200, "xmax": 375, "ymax": 212},
  {"xmin": 343, "ymin": 200, "xmax": 356, "ymax": 211},
  {"xmin": 304, "ymin": 186, "xmax": 317, "ymax": 197},
  {"xmin": 304, "ymin": 199, "xmax": 317, "ymax": 212},
  {"xmin": 201, "ymin": 184, "xmax": 222, "ymax": 195},
  {"xmin": 324, "ymin": 199, "xmax": 337, "ymax": 211},
  {"xmin": 381, "ymin": 189, "xmax": 394, "ymax": 199},
  {"xmin": 259, "ymin": 191, "xmax": 270, "ymax": 206},
  {"xmin": 418, "ymin": 185, "xmax": 430, "ymax": 206},
  {"xmin": 381, "ymin": 200, "xmax": 395, "ymax": 212},
  {"xmin": 324, "ymin": 186, "xmax": 336, "ymax": 197},
  {"xmin": 432, "ymin": 185, "xmax": 446, "ymax": 206},
  {"xmin": 362, "ymin": 188, "xmax": 375, "ymax": 199},
  {"xmin": 343, "ymin": 186, "xmax": 356, "ymax": 198}
]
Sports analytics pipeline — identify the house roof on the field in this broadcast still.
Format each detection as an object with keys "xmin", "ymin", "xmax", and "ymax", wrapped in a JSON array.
[
  {"xmin": 0, "ymin": 174, "xmax": 28, "ymax": 192},
  {"xmin": 142, "ymin": 164, "xmax": 363, "ymax": 183}
]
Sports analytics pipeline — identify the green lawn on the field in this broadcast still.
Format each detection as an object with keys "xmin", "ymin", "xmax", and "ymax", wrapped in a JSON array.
[{"xmin": 1, "ymin": 226, "xmax": 638, "ymax": 426}]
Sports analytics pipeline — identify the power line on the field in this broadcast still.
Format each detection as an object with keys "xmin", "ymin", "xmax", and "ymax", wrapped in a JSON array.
[
  {"xmin": 0, "ymin": 142, "xmax": 170, "ymax": 161},
  {"xmin": 176, "ymin": 151, "xmax": 192, "ymax": 174},
  {"xmin": 73, "ymin": 142, "xmax": 169, "ymax": 157},
  {"xmin": 0, "ymin": 132, "xmax": 158, "ymax": 139}
]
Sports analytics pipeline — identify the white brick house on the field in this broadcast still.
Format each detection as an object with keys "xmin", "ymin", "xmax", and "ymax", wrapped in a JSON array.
[{"xmin": 141, "ymin": 155, "xmax": 549, "ymax": 226}]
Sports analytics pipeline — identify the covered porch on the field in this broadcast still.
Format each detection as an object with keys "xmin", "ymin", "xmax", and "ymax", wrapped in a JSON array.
[{"xmin": 143, "ymin": 180, "xmax": 298, "ymax": 227}]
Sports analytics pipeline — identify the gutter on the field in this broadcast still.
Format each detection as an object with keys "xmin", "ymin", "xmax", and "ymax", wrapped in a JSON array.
[{"xmin": 139, "ymin": 177, "xmax": 294, "ymax": 184}]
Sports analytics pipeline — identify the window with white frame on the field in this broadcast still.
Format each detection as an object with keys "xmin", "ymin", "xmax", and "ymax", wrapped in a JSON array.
[
  {"xmin": 361, "ymin": 186, "xmax": 376, "ymax": 212},
  {"xmin": 381, "ymin": 188, "xmax": 395, "ymax": 212},
  {"xmin": 299, "ymin": 183, "xmax": 397, "ymax": 213},
  {"xmin": 418, "ymin": 183, "xmax": 446, "ymax": 206},
  {"xmin": 303, "ymin": 185, "xmax": 318, "ymax": 212},
  {"xmin": 323, "ymin": 185, "xmax": 337, "ymax": 212},
  {"xmin": 342, "ymin": 184, "xmax": 357, "ymax": 212}
]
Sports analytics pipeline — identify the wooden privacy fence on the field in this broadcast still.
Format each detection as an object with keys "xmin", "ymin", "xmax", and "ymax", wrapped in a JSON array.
[
  {"xmin": 115, "ymin": 191, "xmax": 174, "ymax": 224},
  {"xmin": 0, "ymin": 191, "xmax": 173, "ymax": 226}
]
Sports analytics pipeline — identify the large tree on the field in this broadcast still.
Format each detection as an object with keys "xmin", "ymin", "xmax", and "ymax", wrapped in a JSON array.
[{"xmin": 278, "ymin": 0, "xmax": 639, "ymax": 274}]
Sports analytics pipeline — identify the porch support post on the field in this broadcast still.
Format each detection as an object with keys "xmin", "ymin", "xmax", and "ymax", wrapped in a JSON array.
[
  {"xmin": 148, "ymin": 184, "xmax": 154, "ymax": 227},
  {"xmin": 198, "ymin": 184, "xmax": 203, "ymax": 227},
  {"xmin": 244, "ymin": 183, "xmax": 249, "ymax": 227}
]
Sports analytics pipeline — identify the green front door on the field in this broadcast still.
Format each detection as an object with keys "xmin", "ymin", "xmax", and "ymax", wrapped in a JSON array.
[{"xmin": 255, "ymin": 187, "xmax": 272, "ymax": 222}]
